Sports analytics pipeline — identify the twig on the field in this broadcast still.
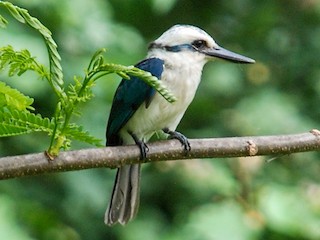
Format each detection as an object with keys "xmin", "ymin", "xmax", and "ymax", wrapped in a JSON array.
[{"xmin": 0, "ymin": 130, "xmax": 319, "ymax": 180}]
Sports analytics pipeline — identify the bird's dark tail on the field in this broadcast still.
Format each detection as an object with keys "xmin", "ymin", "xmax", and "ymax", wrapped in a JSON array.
[{"xmin": 105, "ymin": 164, "xmax": 141, "ymax": 225}]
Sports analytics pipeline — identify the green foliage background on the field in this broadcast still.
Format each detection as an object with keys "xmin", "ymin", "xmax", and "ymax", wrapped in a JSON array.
[{"xmin": 0, "ymin": 0, "xmax": 320, "ymax": 239}]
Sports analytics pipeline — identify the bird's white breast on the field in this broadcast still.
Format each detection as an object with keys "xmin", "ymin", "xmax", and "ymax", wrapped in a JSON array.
[{"xmin": 120, "ymin": 51, "xmax": 207, "ymax": 144}]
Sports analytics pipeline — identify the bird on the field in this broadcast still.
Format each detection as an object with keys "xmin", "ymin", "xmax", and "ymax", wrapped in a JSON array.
[{"xmin": 105, "ymin": 24, "xmax": 255, "ymax": 226}]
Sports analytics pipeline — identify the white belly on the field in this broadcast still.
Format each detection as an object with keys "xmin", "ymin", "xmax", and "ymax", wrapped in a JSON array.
[{"xmin": 119, "ymin": 63, "xmax": 203, "ymax": 144}]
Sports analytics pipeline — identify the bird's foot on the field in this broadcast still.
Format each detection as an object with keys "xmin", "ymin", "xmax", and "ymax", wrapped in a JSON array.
[
  {"xmin": 129, "ymin": 132, "xmax": 149, "ymax": 160},
  {"xmin": 163, "ymin": 128, "xmax": 191, "ymax": 152}
]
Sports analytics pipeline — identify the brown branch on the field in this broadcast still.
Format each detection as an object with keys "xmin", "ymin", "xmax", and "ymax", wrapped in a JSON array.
[{"xmin": 0, "ymin": 130, "xmax": 319, "ymax": 180}]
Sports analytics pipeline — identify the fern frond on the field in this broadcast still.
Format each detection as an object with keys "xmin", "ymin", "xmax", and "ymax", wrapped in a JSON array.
[
  {"xmin": 0, "ymin": 81, "xmax": 34, "ymax": 110},
  {"xmin": 92, "ymin": 62, "xmax": 177, "ymax": 103},
  {"xmin": 87, "ymin": 48, "xmax": 106, "ymax": 72},
  {"xmin": 0, "ymin": 2, "xmax": 65, "ymax": 99},
  {"xmin": 0, "ymin": 15, "xmax": 8, "ymax": 28},
  {"xmin": 0, "ymin": 45, "xmax": 50, "ymax": 79},
  {"xmin": 64, "ymin": 124, "xmax": 102, "ymax": 147},
  {"xmin": 67, "ymin": 76, "xmax": 95, "ymax": 104},
  {"xmin": 0, "ymin": 108, "xmax": 54, "ymax": 137},
  {"xmin": 0, "ymin": 2, "xmax": 178, "ymax": 156},
  {"xmin": 127, "ymin": 66, "xmax": 177, "ymax": 103},
  {"xmin": 0, "ymin": 117, "xmax": 31, "ymax": 137}
]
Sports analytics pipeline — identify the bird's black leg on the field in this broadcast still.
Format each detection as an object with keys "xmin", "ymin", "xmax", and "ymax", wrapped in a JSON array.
[
  {"xmin": 163, "ymin": 128, "xmax": 191, "ymax": 152},
  {"xmin": 129, "ymin": 131, "xmax": 149, "ymax": 160}
]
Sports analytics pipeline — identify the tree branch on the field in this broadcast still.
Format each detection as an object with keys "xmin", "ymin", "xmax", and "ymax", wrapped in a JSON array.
[{"xmin": 0, "ymin": 130, "xmax": 319, "ymax": 180}]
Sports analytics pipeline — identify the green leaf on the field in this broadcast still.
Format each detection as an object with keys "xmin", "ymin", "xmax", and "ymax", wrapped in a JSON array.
[
  {"xmin": 85, "ymin": 54, "xmax": 177, "ymax": 103},
  {"xmin": 67, "ymin": 76, "xmax": 94, "ymax": 104},
  {"xmin": 0, "ymin": 118, "xmax": 31, "ymax": 137},
  {"xmin": 64, "ymin": 124, "xmax": 102, "ymax": 147},
  {"xmin": 128, "ymin": 66, "xmax": 177, "ymax": 103},
  {"xmin": 0, "ymin": 108, "xmax": 54, "ymax": 137},
  {"xmin": 0, "ymin": 15, "xmax": 8, "ymax": 28},
  {"xmin": 87, "ymin": 48, "xmax": 106, "ymax": 72},
  {"xmin": 0, "ymin": 45, "xmax": 49, "ymax": 79},
  {"xmin": 0, "ymin": 2, "xmax": 64, "ymax": 99},
  {"xmin": 0, "ymin": 1, "xmax": 177, "ymax": 155},
  {"xmin": 0, "ymin": 81, "xmax": 34, "ymax": 111}
]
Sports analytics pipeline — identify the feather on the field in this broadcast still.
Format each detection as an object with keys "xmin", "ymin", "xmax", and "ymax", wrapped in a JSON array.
[{"xmin": 106, "ymin": 57, "xmax": 164, "ymax": 145}]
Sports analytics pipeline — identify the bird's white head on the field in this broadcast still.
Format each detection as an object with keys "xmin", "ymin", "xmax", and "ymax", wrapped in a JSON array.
[{"xmin": 148, "ymin": 24, "xmax": 255, "ymax": 65}]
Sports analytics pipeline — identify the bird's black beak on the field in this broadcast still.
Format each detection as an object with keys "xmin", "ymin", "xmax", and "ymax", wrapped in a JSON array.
[{"xmin": 202, "ymin": 45, "xmax": 255, "ymax": 64}]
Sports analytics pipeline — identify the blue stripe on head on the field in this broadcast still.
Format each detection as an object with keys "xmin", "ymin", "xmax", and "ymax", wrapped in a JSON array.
[
  {"xmin": 149, "ymin": 43, "xmax": 196, "ymax": 53},
  {"xmin": 164, "ymin": 44, "xmax": 195, "ymax": 52}
]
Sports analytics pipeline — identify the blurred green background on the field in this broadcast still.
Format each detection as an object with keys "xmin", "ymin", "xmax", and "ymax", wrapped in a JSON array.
[{"xmin": 1, "ymin": 0, "xmax": 320, "ymax": 239}]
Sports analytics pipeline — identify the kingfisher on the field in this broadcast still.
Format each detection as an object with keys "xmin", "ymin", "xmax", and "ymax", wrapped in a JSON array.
[{"xmin": 105, "ymin": 24, "xmax": 255, "ymax": 226}]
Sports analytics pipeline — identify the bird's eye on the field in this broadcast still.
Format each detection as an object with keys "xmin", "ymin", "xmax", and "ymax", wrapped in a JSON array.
[{"xmin": 192, "ymin": 40, "xmax": 207, "ymax": 49}]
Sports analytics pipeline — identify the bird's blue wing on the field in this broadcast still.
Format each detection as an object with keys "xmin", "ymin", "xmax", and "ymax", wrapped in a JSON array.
[{"xmin": 106, "ymin": 57, "xmax": 164, "ymax": 145}]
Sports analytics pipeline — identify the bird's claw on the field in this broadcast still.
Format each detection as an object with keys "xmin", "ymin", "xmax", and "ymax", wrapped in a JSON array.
[
  {"xmin": 138, "ymin": 141, "xmax": 149, "ymax": 160},
  {"xmin": 129, "ymin": 132, "xmax": 149, "ymax": 160},
  {"xmin": 163, "ymin": 128, "xmax": 191, "ymax": 152}
]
